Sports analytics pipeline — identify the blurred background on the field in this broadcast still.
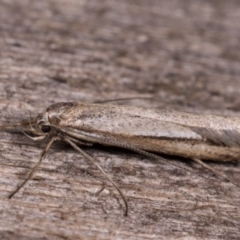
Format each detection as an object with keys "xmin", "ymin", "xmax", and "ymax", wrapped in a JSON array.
[{"xmin": 1, "ymin": 0, "xmax": 240, "ymax": 113}]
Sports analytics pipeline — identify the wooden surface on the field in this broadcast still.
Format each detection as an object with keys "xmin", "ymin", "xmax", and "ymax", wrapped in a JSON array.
[{"xmin": 1, "ymin": 0, "xmax": 240, "ymax": 239}]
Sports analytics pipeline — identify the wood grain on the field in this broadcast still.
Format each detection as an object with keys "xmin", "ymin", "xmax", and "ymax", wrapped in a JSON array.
[{"xmin": 0, "ymin": 0, "xmax": 240, "ymax": 239}]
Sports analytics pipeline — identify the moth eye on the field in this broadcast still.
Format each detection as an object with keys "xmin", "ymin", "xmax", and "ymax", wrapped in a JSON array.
[{"xmin": 41, "ymin": 125, "xmax": 51, "ymax": 133}]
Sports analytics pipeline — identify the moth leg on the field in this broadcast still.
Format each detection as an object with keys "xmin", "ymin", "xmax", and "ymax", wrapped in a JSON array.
[
  {"xmin": 28, "ymin": 123, "xmax": 44, "ymax": 136},
  {"xmin": 22, "ymin": 131, "xmax": 46, "ymax": 141},
  {"xmin": 95, "ymin": 183, "xmax": 106, "ymax": 197},
  {"xmin": 8, "ymin": 137, "xmax": 56, "ymax": 199},
  {"xmin": 192, "ymin": 158, "xmax": 240, "ymax": 188},
  {"xmin": 28, "ymin": 128, "xmax": 44, "ymax": 136},
  {"xmin": 64, "ymin": 137, "xmax": 128, "ymax": 216}
]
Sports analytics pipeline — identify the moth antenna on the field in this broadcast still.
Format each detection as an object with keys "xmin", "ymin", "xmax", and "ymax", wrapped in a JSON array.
[
  {"xmin": 123, "ymin": 143, "xmax": 239, "ymax": 185},
  {"xmin": 96, "ymin": 138, "xmax": 217, "ymax": 183},
  {"xmin": 94, "ymin": 96, "xmax": 152, "ymax": 104},
  {"xmin": 104, "ymin": 138, "xmax": 240, "ymax": 187},
  {"xmin": 0, "ymin": 116, "xmax": 37, "ymax": 131},
  {"xmin": 64, "ymin": 135, "xmax": 93, "ymax": 146},
  {"xmin": 64, "ymin": 137, "xmax": 128, "ymax": 217},
  {"xmin": 0, "ymin": 122, "xmax": 28, "ymax": 129},
  {"xmin": 8, "ymin": 137, "xmax": 56, "ymax": 199},
  {"xmin": 192, "ymin": 158, "xmax": 240, "ymax": 188}
]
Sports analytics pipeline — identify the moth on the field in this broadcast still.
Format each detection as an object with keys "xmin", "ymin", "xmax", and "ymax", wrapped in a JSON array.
[{"xmin": 1, "ymin": 102, "xmax": 240, "ymax": 216}]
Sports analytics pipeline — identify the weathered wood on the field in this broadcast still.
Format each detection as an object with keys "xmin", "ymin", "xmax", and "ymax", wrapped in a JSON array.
[{"xmin": 0, "ymin": 0, "xmax": 240, "ymax": 239}]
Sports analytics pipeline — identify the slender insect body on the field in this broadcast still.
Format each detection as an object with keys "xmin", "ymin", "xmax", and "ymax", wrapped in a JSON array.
[
  {"xmin": 45, "ymin": 102, "xmax": 240, "ymax": 161},
  {"xmin": 2, "ymin": 102, "xmax": 240, "ymax": 216}
]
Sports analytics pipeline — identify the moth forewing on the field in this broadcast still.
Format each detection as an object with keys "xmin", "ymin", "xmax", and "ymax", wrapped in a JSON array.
[
  {"xmin": 47, "ymin": 102, "xmax": 240, "ymax": 161},
  {"xmin": 2, "ymin": 101, "xmax": 240, "ymax": 216},
  {"xmin": 45, "ymin": 102, "xmax": 240, "ymax": 186}
]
